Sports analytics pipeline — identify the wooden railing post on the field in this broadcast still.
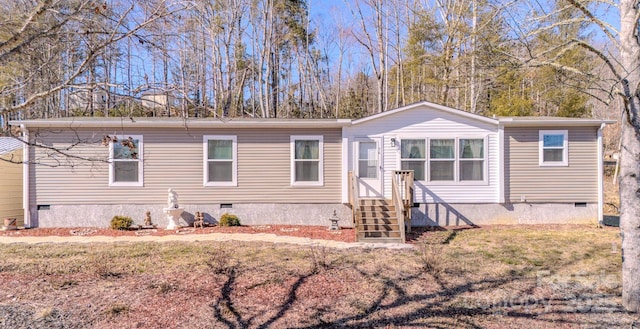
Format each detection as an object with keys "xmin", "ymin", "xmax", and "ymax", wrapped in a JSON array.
[
  {"xmin": 348, "ymin": 171, "xmax": 360, "ymax": 226},
  {"xmin": 392, "ymin": 170, "xmax": 415, "ymax": 236},
  {"xmin": 391, "ymin": 172, "xmax": 405, "ymax": 242}
]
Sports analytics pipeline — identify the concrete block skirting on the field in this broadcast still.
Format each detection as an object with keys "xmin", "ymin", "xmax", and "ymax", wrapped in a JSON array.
[
  {"xmin": 32, "ymin": 203, "xmax": 354, "ymax": 228},
  {"xmin": 411, "ymin": 202, "xmax": 599, "ymax": 227},
  {"xmin": 31, "ymin": 202, "xmax": 597, "ymax": 228}
]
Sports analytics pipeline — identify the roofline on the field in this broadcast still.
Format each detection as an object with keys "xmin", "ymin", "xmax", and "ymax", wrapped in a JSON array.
[
  {"xmin": 9, "ymin": 118, "xmax": 353, "ymax": 129},
  {"xmin": 498, "ymin": 118, "xmax": 616, "ymax": 127},
  {"xmin": 352, "ymin": 101, "xmax": 499, "ymax": 125}
]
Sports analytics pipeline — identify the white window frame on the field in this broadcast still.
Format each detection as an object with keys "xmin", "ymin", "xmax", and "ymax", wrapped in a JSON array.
[
  {"xmin": 458, "ymin": 138, "xmax": 487, "ymax": 182},
  {"xmin": 397, "ymin": 136, "xmax": 488, "ymax": 185},
  {"xmin": 429, "ymin": 138, "xmax": 456, "ymax": 182},
  {"xmin": 539, "ymin": 130, "xmax": 568, "ymax": 167},
  {"xmin": 290, "ymin": 135, "xmax": 324, "ymax": 186},
  {"xmin": 109, "ymin": 135, "xmax": 143, "ymax": 187},
  {"xmin": 203, "ymin": 135, "xmax": 238, "ymax": 187},
  {"xmin": 400, "ymin": 138, "xmax": 427, "ymax": 181}
]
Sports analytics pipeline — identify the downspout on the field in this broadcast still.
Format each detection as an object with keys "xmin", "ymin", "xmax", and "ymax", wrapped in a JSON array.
[
  {"xmin": 21, "ymin": 124, "xmax": 30, "ymax": 228},
  {"xmin": 597, "ymin": 123, "xmax": 605, "ymax": 225}
]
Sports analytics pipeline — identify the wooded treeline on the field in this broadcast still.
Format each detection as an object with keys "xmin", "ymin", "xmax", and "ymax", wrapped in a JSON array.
[{"xmin": 0, "ymin": 0, "xmax": 619, "ymax": 124}]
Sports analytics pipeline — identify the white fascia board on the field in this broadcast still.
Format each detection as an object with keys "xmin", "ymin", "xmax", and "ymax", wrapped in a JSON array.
[
  {"xmin": 10, "ymin": 118, "xmax": 353, "ymax": 129},
  {"xmin": 499, "ymin": 118, "xmax": 616, "ymax": 127},
  {"xmin": 352, "ymin": 101, "xmax": 499, "ymax": 126}
]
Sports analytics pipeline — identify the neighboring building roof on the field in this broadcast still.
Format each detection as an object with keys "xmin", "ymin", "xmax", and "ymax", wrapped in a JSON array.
[{"xmin": 0, "ymin": 137, "xmax": 23, "ymax": 155}]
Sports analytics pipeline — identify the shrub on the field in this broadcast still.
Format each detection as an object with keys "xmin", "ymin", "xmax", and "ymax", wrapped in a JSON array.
[
  {"xmin": 110, "ymin": 215, "xmax": 133, "ymax": 230},
  {"xmin": 219, "ymin": 213, "xmax": 241, "ymax": 227}
]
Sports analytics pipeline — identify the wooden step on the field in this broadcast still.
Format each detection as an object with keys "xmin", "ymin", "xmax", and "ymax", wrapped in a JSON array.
[
  {"xmin": 356, "ymin": 223, "xmax": 400, "ymax": 232},
  {"xmin": 358, "ymin": 237, "xmax": 404, "ymax": 243},
  {"xmin": 357, "ymin": 217, "xmax": 398, "ymax": 225},
  {"xmin": 357, "ymin": 230, "xmax": 401, "ymax": 238},
  {"xmin": 359, "ymin": 199, "xmax": 392, "ymax": 206}
]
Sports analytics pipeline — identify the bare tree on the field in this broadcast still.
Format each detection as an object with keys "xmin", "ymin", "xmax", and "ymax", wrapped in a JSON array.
[
  {"xmin": 505, "ymin": 0, "xmax": 639, "ymax": 312},
  {"xmin": 0, "ymin": 0, "xmax": 189, "ymax": 124}
]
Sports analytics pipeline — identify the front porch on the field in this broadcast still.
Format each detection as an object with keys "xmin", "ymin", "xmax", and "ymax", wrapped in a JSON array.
[{"xmin": 348, "ymin": 170, "xmax": 414, "ymax": 243}]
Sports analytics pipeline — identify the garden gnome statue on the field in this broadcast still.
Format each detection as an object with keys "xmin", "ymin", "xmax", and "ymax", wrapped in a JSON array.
[{"xmin": 168, "ymin": 188, "xmax": 179, "ymax": 209}]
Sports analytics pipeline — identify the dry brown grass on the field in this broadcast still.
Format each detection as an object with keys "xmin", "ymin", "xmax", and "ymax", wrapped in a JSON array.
[{"xmin": 0, "ymin": 225, "xmax": 636, "ymax": 328}]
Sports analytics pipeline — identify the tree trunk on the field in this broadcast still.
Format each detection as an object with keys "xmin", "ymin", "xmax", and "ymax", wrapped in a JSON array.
[{"xmin": 619, "ymin": 0, "xmax": 640, "ymax": 313}]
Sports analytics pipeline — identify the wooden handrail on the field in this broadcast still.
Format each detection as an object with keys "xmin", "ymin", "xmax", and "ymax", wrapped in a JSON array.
[
  {"xmin": 393, "ymin": 170, "xmax": 414, "ymax": 234},
  {"xmin": 391, "ymin": 172, "xmax": 406, "ymax": 242},
  {"xmin": 347, "ymin": 171, "xmax": 361, "ymax": 226}
]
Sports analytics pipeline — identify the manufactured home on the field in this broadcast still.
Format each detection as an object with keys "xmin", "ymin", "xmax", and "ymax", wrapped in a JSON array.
[
  {"xmin": 10, "ymin": 102, "xmax": 613, "ymax": 242},
  {"xmin": 0, "ymin": 137, "xmax": 24, "ymax": 226}
]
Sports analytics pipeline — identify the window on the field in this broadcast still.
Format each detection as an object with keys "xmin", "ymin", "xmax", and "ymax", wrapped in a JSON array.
[
  {"xmin": 539, "ymin": 130, "xmax": 568, "ymax": 166},
  {"xmin": 358, "ymin": 141, "xmax": 378, "ymax": 179},
  {"xmin": 204, "ymin": 135, "xmax": 237, "ymax": 186},
  {"xmin": 109, "ymin": 135, "xmax": 143, "ymax": 186},
  {"xmin": 291, "ymin": 135, "xmax": 323, "ymax": 186},
  {"xmin": 399, "ymin": 137, "xmax": 487, "ymax": 183},
  {"xmin": 430, "ymin": 139, "xmax": 455, "ymax": 181},
  {"xmin": 459, "ymin": 139, "xmax": 484, "ymax": 181},
  {"xmin": 400, "ymin": 139, "xmax": 426, "ymax": 180}
]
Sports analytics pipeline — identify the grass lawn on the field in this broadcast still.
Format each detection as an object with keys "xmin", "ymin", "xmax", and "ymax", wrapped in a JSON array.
[{"xmin": 0, "ymin": 225, "xmax": 636, "ymax": 328}]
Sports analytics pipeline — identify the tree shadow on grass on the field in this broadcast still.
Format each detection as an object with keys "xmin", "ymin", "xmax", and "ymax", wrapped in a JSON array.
[{"xmin": 207, "ymin": 247, "xmax": 632, "ymax": 329}]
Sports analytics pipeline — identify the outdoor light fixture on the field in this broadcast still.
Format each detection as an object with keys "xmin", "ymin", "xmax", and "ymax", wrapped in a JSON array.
[{"xmin": 390, "ymin": 137, "xmax": 397, "ymax": 147}]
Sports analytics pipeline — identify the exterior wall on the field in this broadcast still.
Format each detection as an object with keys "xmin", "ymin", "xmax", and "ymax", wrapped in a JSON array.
[
  {"xmin": 345, "ymin": 105, "xmax": 500, "ymax": 203},
  {"xmin": 411, "ymin": 202, "xmax": 598, "ymax": 226},
  {"xmin": 0, "ymin": 149, "xmax": 23, "ymax": 225},
  {"xmin": 505, "ymin": 126, "xmax": 598, "ymax": 203},
  {"xmin": 35, "ymin": 203, "xmax": 353, "ymax": 228},
  {"xmin": 29, "ymin": 126, "xmax": 342, "ymax": 227}
]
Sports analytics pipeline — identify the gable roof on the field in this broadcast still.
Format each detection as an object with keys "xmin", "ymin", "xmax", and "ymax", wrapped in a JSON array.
[
  {"xmin": 0, "ymin": 137, "xmax": 23, "ymax": 155},
  {"xmin": 352, "ymin": 101, "xmax": 499, "ymax": 126}
]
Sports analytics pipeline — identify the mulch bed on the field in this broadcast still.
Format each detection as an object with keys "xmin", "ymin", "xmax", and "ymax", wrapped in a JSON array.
[{"xmin": 0, "ymin": 225, "xmax": 356, "ymax": 243}]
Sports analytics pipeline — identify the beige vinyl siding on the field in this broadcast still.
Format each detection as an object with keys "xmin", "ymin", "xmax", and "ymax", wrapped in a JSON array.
[
  {"xmin": 0, "ymin": 150, "xmax": 23, "ymax": 224},
  {"xmin": 505, "ymin": 126, "xmax": 598, "ymax": 203},
  {"xmin": 32, "ymin": 127, "xmax": 342, "ymax": 205}
]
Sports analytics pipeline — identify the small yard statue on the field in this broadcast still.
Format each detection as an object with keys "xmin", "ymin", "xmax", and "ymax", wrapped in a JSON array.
[
  {"xmin": 144, "ymin": 211, "xmax": 152, "ymax": 226},
  {"xmin": 168, "ymin": 188, "xmax": 179, "ymax": 209}
]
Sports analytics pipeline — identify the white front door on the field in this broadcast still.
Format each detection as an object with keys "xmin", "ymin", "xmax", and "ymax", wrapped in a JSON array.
[{"xmin": 355, "ymin": 138, "xmax": 383, "ymax": 198}]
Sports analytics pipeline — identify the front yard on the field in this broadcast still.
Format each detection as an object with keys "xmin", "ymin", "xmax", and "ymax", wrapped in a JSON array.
[{"xmin": 0, "ymin": 225, "xmax": 636, "ymax": 328}]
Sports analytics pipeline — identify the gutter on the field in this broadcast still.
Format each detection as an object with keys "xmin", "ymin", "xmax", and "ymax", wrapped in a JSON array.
[
  {"xmin": 10, "ymin": 118, "xmax": 354, "ymax": 129},
  {"xmin": 597, "ymin": 123, "xmax": 605, "ymax": 225},
  {"xmin": 20, "ymin": 124, "xmax": 30, "ymax": 228}
]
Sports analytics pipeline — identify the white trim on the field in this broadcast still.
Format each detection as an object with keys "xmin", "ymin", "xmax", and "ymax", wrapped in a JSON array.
[
  {"xmin": 203, "ymin": 135, "xmax": 238, "ymax": 187},
  {"xmin": 290, "ymin": 135, "xmax": 324, "ymax": 187},
  {"xmin": 539, "ymin": 130, "xmax": 568, "ymax": 167},
  {"xmin": 109, "ymin": 135, "xmax": 144, "ymax": 187},
  {"xmin": 21, "ymin": 125, "xmax": 30, "ymax": 228},
  {"xmin": 498, "ymin": 125, "xmax": 505, "ymax": 203},
  {"xmin": 597, "ymin": 123, "xmax": 605, "ymax": 223},
  {"xmin": 352, "ymin": 101, "xmax": 499, "ymax": 126},
  {"xmin": 341, "ymin": 132, "xmax": 349, "ymax": 203},
  {"xmin": 397, "ymin": 135, "xmax": 489, "ymax": 185}
]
